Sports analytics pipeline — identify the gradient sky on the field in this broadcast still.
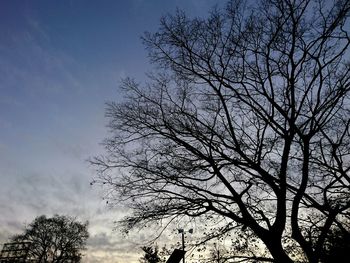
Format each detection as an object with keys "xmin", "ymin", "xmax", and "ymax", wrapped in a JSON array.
[{"xmin": 0, "ymin": 0, "xmax": 223, "ymax": 262}]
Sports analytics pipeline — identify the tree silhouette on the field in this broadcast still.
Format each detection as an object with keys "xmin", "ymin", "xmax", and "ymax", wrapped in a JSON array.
[
  {"xmin": 92, "ymin": 0, "xmax": 350, "ymax": 262},
  {"xmin": 139, "ymin": 246, "xmax": 165, "ymax": 263},
  {"xmin": 12, "ymin": 215, "xmax": 89, "ymax": 263}
]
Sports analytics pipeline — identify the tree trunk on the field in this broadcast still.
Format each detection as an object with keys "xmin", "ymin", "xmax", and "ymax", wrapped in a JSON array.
[{"xmin": 264, "ymin": 237, "xmax": 294, "ymax": 263}]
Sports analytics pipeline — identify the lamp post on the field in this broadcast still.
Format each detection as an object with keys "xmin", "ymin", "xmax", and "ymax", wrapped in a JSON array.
[{"xmin": 178, "ymin": 228, "xmax": 193, "ymax": 263}]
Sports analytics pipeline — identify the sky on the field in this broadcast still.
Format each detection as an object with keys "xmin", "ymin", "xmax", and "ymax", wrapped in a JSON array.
[{"xmin": 0, "ymin": 0, "xmax": 223, "ymax": 262}]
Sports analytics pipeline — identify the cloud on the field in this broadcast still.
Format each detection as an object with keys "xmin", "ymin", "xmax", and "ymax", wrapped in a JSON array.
[
  {"xmin": 85, "ymin": 231, "xmax": 142, "ymax": 263},
  {"xmin": 88, "ymin": 232, "xmax": 125, "ymax": 252}
]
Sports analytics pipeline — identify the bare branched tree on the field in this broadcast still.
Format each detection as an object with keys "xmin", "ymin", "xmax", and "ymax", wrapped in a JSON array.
[{"xmin": 92, "ymin": 0, "xmax": 350, "ymax": 262}]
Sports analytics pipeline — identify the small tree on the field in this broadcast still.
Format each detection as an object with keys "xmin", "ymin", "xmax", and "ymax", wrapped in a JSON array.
[
  {"xmin": 139, "ymin": 246, "xmax": 165, "ymax": 263},
  {"xmin": 12, "ymin": 215, "xmax": 89, "ymax": 263}
]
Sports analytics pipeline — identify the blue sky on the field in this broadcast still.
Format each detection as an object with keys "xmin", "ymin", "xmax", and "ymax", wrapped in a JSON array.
[{"xmin": 0, "ymin": 0, "xmax": 222, "ymax": 262}]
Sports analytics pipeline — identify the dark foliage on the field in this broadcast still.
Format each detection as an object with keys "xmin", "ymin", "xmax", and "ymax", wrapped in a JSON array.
[
  {"xmin": 12, "ymin": 215, "xmax": 89, "ymax": 263},
  {"xmin": 139, "ymin": 246, "xmax": 165, "ymax": 263}
]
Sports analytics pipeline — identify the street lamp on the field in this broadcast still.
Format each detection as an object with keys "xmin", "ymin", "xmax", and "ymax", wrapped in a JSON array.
[{"xmin": 178, "ymin": 228, "xmax": 193, "ymax": 263}]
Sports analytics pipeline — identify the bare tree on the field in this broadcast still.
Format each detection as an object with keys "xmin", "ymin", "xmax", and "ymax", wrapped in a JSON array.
[
  {"xmin": 12, "ymin": 215, "xmax": 89, "ymax": 263},
  {"xmin": 92, "ymin": 0, "xmax": 350, "ymax": 262}
]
